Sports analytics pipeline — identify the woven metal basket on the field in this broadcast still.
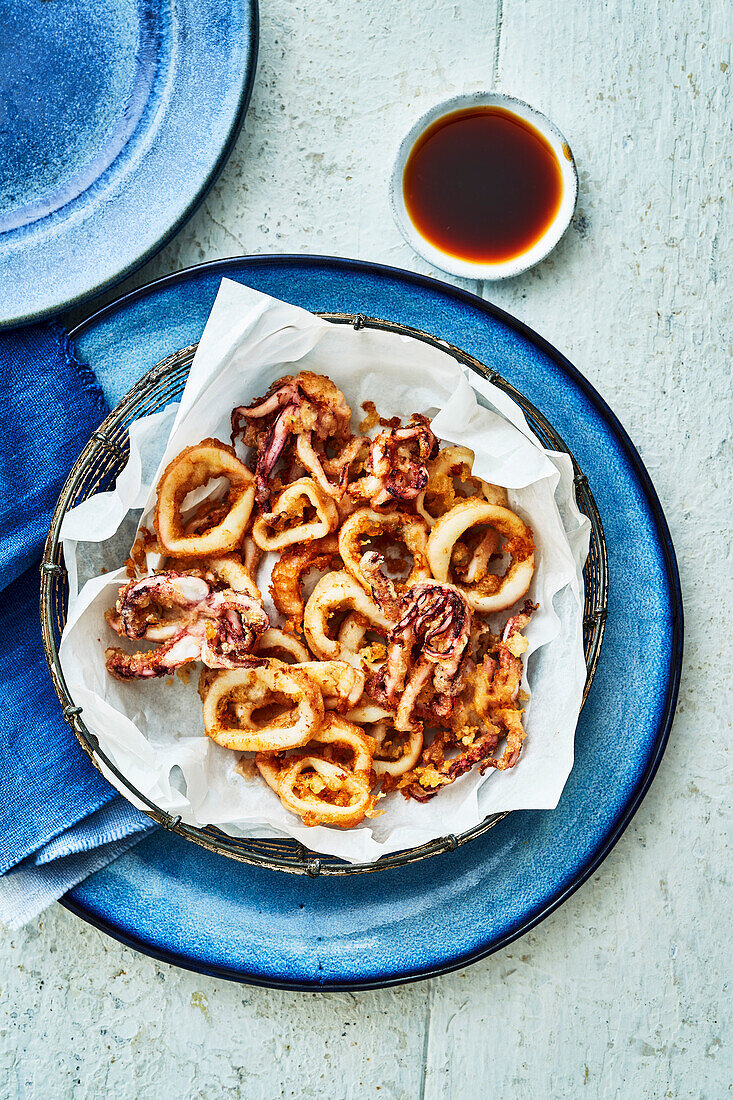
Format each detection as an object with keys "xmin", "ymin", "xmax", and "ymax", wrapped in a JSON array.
[{"xmin": 40, "ymin": 314, "xmax": 608, "ymax": 877}]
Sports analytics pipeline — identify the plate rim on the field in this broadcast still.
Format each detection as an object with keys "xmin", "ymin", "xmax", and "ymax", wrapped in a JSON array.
[
  {"xmin": 41, "ymin": 318, "xmax": 607, "ymax": 875},
  {"xmin": 60, "ymin": 254, "xmax": 683, "ymax": 990},
  {"xmin": 1, "ymin": 1, "xmax": 259, "ymax": 330}
]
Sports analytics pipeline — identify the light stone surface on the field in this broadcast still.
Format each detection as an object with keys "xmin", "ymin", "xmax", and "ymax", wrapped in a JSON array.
[{"xmin": 3, "ymin": 1, "xmax": 731, "ymax": 1096}]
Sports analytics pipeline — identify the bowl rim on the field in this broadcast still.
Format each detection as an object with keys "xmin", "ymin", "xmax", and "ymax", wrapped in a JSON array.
[
  {"xmin": 0, "ymin": 0, "xmax": 259, "ymax": 330},
  {"xmin": 390, "ymin": 91, "xmax": 579, "ymax": 280},
  {"xmin": 40, "ymin": 313, "xmax": 607, "ymax": 877}
]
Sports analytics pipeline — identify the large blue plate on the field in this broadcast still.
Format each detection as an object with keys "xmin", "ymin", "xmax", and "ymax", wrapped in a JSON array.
[
  {"xmin": 0, "ymin": 0, "xmax": 257, "ymax": 328},
  {"xmin": 61, "ymin": 257, "xmax": 682, "ymax": 990}
]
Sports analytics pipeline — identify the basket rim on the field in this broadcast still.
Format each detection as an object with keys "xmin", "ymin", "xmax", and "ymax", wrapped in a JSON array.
[{"xmin": 40, "ymin": 313, "xmax": 608, "ymax": 876}]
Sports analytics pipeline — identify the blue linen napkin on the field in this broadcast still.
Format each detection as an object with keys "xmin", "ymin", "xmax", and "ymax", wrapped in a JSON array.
[{"xmin": 0, "ymin": 324, "xmax": 152, "ymax": 926}]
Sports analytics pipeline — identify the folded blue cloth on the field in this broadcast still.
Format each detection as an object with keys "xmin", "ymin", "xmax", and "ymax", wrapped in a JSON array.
[
  {"xmin": 0, "ymin": 801, "xmax": 149, "ymax": 930},
  {"xmin": 0, "ymin": 323, "xmax": 105, "ymax": 586},
  {"xmin": 0, "ymin": 324, "xmax": 152, "ymax": 922}
]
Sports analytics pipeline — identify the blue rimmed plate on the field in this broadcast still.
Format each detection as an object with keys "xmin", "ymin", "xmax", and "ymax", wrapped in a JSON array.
[
  {"xmin": 61, "ymin": 256, "xmax": 682, "ymax": 990},
  {"xmin": 0, "ymin": 0, "xmax": 257, "ymax": 328}
]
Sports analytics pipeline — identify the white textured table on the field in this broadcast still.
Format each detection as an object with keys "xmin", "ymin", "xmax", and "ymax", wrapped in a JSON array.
[{"xmin": 3, "ymin": 2, "xmax": 730, "ymax": 1096}]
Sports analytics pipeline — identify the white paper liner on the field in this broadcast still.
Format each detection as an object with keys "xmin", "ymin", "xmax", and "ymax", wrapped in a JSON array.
[{"xmin": 59, "ymin": 279, "xmax": 590, "ymax": 863}]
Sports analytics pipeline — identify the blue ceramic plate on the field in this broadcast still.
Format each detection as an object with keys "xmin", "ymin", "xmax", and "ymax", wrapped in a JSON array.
[
  {"xmin": 62, "ymin": 257, "xmax": 682, "ymax": 990},
  {"xmin": 0, "ymin": 0, "xmax": 257, "ymax": 328}
]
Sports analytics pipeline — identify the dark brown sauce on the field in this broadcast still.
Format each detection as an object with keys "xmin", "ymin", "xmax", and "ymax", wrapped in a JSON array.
[{"xmin": 403, "ymin": 106, "xmax": 563, "ymax": 264}]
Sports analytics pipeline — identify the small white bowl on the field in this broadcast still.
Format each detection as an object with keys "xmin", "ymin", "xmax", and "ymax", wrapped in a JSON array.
[{"xmin": 390, "ymin": 91, "xmax": 578, "ymax": 281}]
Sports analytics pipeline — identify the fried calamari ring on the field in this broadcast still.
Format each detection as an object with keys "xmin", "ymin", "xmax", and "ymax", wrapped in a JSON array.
[
  {"xmin": 298, "ymin": 661, "xmax": 366, "ymax": 711},
  {"xmin": 479, "ymin": 482, "xmax": 510, "ymax": 508},
  {"xmin": 415, "ymin": 445, "xmax": 508, "ymax": 527},
  {"xmin": 255, "ymin": 628, "xmax": 310, "ymax": 664},
  {"xmin": 427, "ymin": 499, "xmax": 535, "ymax": 612},
  {"xmin": 260, "ymin": 756, "xmax": 372, "ymax": 827},
  {"xmin": 369, "ymin": 719, "xmax": 424, "ymax": 777},
  {"xmin": 415, "ymin": 444, "xmax": 473, "ymax": 527},
  {"xmin": 344, "ymin": 699, "xmax": 394, "ymax": 724},
  {"xmin": 199, "ymin": 555, "xmax": 260, "ymax": 599},
  {"xmin": 201, "ymin": 660, "xmax": 324, "ymax": 752},
  {"xmin": 303, "ymin": 570, "xmax": 392, "ymax": 661},
  {"xmin": 336, "ymin": 612, "xmax": 368, "ymax": 654},
  {"xmin": 252, "ymin": 477, "xmax": 339, "ymax": 551},
  {"xmin": 269, "ymin": 534, "xmax": 340, "ymax": 631},
  {"xmin": 155, "ymin": 439, "xmax": 256, "ymax": 558},
  {"xmin": 319, "ymin": 435, "xmax": 371, "ymax": 494},
  {"xmin": 311, "ymin": 713, "xmax": 375, "ymax": 771},
  {"xmin": 338, "ymin": 508, "xmax": 430, "ymax": 593},
  {"xmin": 182, "ymin": 496, "xmax": 234, "ymax": 538},
  {"xmin": 336, "ymin": 612, "xmax": 388, "ymax": 671},
  {"xmin": 256, "ymin": 715, "xmax": 375, "ymax": 828}
]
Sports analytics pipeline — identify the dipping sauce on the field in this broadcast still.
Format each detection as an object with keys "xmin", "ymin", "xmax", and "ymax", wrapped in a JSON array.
[{"xmin": 402, "ymin": 106, "xmax": 564, "ymax": 264}]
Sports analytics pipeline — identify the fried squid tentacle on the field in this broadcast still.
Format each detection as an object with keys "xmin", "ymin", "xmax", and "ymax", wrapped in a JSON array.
[
  {"xmin": 349, "ymin": 413, "xmax": 439, "ymax": 507},
  {"xmin": 269, "ymin": 533, "xmax": 342, "ymax": 631},
  {"xmin": 383, "ymin": 414, "xmax": 439, "ymax": 501},
  {"xmin": 106, "ymin": 571, "xmax": 211, "ymax": 642},
  {"xmin": 401, "ymin": 600, "xmax": 539, "ymax": 799},
  {"xmin": 502, "ymin": 598, "xmax": 538, "ymax": 644},
  {"xmin": 359, "ymin": 550, "xmax": 401, "ymax": 621},
  {"xmin": 232, "ymin": 377, "xmax": 300, "ymax": 500},
  {"xmin": 474, "ymin": 600, "xmax": 539, "ymax": 715},
  {"xmin": 366, "ymin": 569, "xmax": 473, "ymax": 732},
  {"xmin": 105, "ymin": 573, "xmax": 269, "ymax": 680},
  {"xmin": 320, "ymin": 435, "xmax": 371, "ymax": 494},
  {"xmin": 231, "ymin": 372, "xmax": 352, "ymax": 503}
]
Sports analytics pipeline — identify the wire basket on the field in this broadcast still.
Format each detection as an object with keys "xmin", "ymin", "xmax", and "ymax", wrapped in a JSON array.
[{"xmin": 40, "ymin": 314, "xmax": 608, "ymax": 877}]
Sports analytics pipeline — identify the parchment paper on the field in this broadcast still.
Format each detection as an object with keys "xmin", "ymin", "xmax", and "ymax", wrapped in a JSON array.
[{"xmin": 59, "ymin": 279, "xmax": 590, "ymax": 862}]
